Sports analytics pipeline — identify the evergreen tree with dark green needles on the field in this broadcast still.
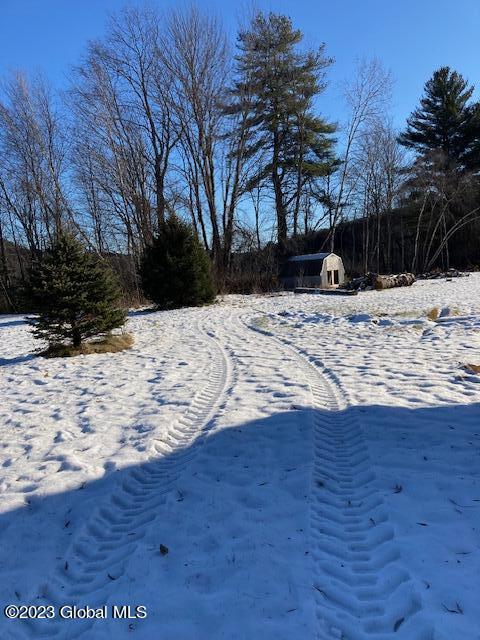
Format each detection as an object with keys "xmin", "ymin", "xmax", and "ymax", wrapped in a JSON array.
[
  {"xmin": 398, "ymin": 67, "xmax": 480, "ymax": 172},
  {"xmin": 29, "ymin": 234, "xmax": 125, "ymax": 349},
  {"xmin": 226, "ymin": 12, "xmax": 336, "ymax": 244},
  {"xmin": 140, "ymin": 215, "xmax": 215, "ymax": 309}
]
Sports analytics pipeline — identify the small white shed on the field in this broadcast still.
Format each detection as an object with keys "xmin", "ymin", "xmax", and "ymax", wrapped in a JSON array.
[{"xmin": 281, "ymin": 252, "xmax": 345, "ymax": 289}]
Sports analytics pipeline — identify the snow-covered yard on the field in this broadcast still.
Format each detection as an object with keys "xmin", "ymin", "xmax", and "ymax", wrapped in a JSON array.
[{"xmin": 1, "ymin": 275, "xmax": 480, "ymax": 639}]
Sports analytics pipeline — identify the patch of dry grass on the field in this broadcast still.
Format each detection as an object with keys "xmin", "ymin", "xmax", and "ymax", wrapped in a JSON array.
[
  {"xmin": 43, "ymin": 333, "xmax": 134, "ymax": 358},
  {"xmin": 464, "ymin": 363, "xmax": 480, "ymax": 374},
  {"xmin": 252, "ymin": 315, "xmax": 271, "ymax": 330},
  {"xmin": 427, "ymin": 306, "xmax": 463, "ymax": 321}
]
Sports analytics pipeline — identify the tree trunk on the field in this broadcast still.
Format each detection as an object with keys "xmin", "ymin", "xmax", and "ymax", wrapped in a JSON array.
[
  {"xmin": 273, "ymin": 171, "xmax": 287, "ymax": 245},
  {"xmin": 72, "ymin": 325, "xmax": 82, "ymax": 348},
  {"xmin": 272, "ymin": 130, "xmax": 287, "ymax": 245}
]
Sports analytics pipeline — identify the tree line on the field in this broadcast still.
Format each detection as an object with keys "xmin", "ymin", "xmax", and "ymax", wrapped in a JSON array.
[{"xmin": 1, "ymin": 5, "xmax": 479, "ymax": 311}]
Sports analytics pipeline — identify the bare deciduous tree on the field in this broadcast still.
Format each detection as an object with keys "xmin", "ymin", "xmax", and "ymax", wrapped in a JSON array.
[
  {"xmin": 0, "ymin": 73, "xmax": 71, "ymax": 252},
  {"xmin": 322, "ymin": 59, "xmax": 393, "ymax": 253}
]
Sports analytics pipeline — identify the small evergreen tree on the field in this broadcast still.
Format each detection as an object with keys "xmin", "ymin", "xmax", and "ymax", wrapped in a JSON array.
[
  {"xmin": 29, "ymin": 234, "xmax": 126, "ymax": 348},
  {"xmin": 140, "ymin": 216, "xmax": 215, "ymax": 309}
]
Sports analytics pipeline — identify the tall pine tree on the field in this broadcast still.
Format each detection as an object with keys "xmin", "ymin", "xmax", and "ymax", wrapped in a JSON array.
[
  {"xmin": 227, "ymin": 12, "xmax": 336, "ymax": 244},
  {"xmin": 30, "ymin": 234, "xmax": 125, "ymax": 349},
  {"xmin": 398, "ymin": 67, "xmax": 480, "ymax": 172}
]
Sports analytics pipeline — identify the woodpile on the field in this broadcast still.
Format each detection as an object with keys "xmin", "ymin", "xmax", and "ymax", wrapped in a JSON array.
[
  {"xmin": 344, "ymin": 273, "xmax": 378, "ymax": 291},
  {"xmin": 416, "ymin": 268, "xmax": 468, "ymax": 280},
  {"xmin": 374, "ymin": 273, "xmax": 416, "ymax": 290},
  {"xmin": 344, "ymin": 272, "xmax": 416, "ymax": 292}
]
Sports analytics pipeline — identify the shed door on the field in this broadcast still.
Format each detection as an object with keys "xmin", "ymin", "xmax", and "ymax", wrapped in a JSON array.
[{"xmin": 327, "ymin": 269, "xmax": 339, "ymax": 285}]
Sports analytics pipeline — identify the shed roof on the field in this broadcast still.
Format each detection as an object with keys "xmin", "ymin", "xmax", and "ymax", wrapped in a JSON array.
[{"xmin": 287, "ymin": 252, "xmax": 338, "ymax": 262}]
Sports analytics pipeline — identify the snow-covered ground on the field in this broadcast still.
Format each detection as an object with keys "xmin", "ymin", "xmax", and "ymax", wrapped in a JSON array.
[{"xmin": 1, "ymin": 274, "xmax": 479, "ymax": 639}]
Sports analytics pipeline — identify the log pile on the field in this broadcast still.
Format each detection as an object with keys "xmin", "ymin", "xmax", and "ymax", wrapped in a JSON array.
[
  {"xmin": 344, "ymin": 272, "xmax": 378, "ymax": 291},
  {"xmin": 416, "ymin": 268, "xmax": 468, "ymax": 280},
  {"xmin": 344, "ymin": 272, "xmax": 416, "ymax": 292},
  {"xmin": 374, "ymin": 273, "xmax": 416, "ymax": 290}
]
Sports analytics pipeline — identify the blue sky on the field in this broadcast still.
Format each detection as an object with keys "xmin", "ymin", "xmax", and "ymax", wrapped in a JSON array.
[{"xmin": 0, "ymin": 0, "xmax": 479, "ymax": 130}]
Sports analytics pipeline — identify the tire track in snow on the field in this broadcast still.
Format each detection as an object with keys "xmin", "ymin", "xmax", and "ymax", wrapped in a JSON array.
[
  {"xmin": 245, "ymin": 313, "xmax": 435, "ymax": 640},
  {"xmin": 18, "ymin": 316, "xmax": 233, "ymax": 640}
]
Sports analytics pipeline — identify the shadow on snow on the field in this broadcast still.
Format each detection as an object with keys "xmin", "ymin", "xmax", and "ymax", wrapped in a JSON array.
[{"xmin": 0, "ymin": 402, "xmax": 478, "ymax": 639}]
